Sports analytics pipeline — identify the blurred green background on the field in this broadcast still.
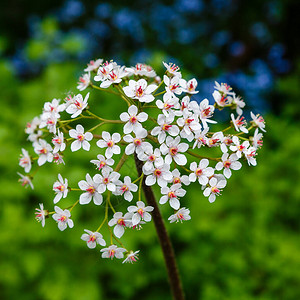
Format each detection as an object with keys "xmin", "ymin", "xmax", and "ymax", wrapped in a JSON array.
[{"xmin": 1, "ymin": 0, "xmax": 300, "ymax": 299}]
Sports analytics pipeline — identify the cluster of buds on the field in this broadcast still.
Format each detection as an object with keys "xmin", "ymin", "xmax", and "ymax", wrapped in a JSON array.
[{"xmin": 19, "ymin": 58, "xmax": 265, "ymax": 263}]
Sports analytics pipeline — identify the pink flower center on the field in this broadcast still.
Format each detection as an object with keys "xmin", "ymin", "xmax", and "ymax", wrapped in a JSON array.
[
  {"xmin": 173, "ymin": 177, "xmax": 181, "ymax": 184},
  {"xmin": 56, "ymin": 185, "xmax": 65, "ymax": 192},
  {"xmin": 134, "ymin": 138, "xmax": 142, "ymax": 146},
  {"xmin": 149, "ymin": 155, "xmax": 156, "ymax": 161},
  {"xmin": 185, "ymin": 118, "xmax": 194, "ymax": 125},
  {"xmin": 168, "ymin": 191, "xmax": 176, "ymax": 198},
  {"xmin": 170, "ymin": 84, "xmax": 179, "ymax": 91},
  {"xmin": 103, "ymin": 177, "xmax": 109, "ymax": 184},
  {"xmin": 202, "ymin": 107, "xmax": 211, "ymax": 117},
  {"xmin": 162, "ymin": 124, "xmax": 172, "ymax": 131},
  {"xmin": 178, "ymin": 213, "xmax": 185, "ymax": 220},
  {"xmin": 209, "ymin": 138, "xmax": 219, "ymax": 146},
  {"xmin": 88, "ymin": 235, "xmax": 96, "ymax": 243},
  {"xmin": 99, "ymin": 161, "xmax": 106, "ymax": 169},
  {"xmin": 211, "ymin": 186, "xmax": 220, "ymax": 194},
  {"xmin": 107, "ymin": 140, "xmax": 114, "ymax": 147},
  {"xmin": 169, "ymin": 147, "xmax": 178, "ymax": 156},
  {"xmin": 164, "ymin": 103, "xmax": 173, "ymax": 110},
  {"xmin": 137, "ymin": 208, "xmax": 144, "ymax": 217},
  {"xmin": 238, "ymin": 145, "xmax": 245, "ymax": 151},
  {"xmin": 39, "ymin": 148, "xmax": 48, "ymax": 154},
  {"xmin": 109, "ymin": 71, "xmax": 118, "ymax": 81},
  {"xmin": 79, "ymin": 77, "xmax": 86, "ymax": 83},
  {"xmin": 130, "ymin": 115, "xmax": 137, "ymax": 124},
  {"xmin": 224, "ymin": 138, "xmax": 233, "ymax": 145},
  {"xmin": 136, "ymin": 86, "xmax": 144, "ymax": 97},
  {"xmin": 224, "ymin": 160, "xmax": 231, "ymax": 168},
  {"xmin": 120, "ymin": 185, "xmax": 128, "ymax": 193},
  {"xmin": 188, "ymin": 82, "xmax": 194, "ymax": 91},
  {"xmin": 117, "ymin": 218, "xmax": 126, "ymax": 226},
  {"xmin": 236, "ymin": 116, "xmax": 246, "ymax": 126},
  {"xmin": 154, "ymin": 168, "xmax": 162, "ymax": 177},
  {"xmin": 77, "ymin": 134, "xmax": 84, "ymax": 141},
  {"xmin": 195, "ymin": 168, "xmax": 203, "ymax": 176},
  {"xmin": 58, "ymin": 215, "xmax": 67, "ymax": 222},
  {"xmin": 75, "ymin": 100, "xmax": 83, "ymax": 108},
  {"xmin": 109, "ymin": 249, "xmax": 115, "ymax": 258},
  {"xmin": 86, "ymin": 186, "xmax": 95, "ymax": 194}
]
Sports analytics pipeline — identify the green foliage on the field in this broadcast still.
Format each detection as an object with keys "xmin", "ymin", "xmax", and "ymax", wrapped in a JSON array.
[{"xmin": 0, "ymin": 59, "xmax": 299, "ymax": 300}]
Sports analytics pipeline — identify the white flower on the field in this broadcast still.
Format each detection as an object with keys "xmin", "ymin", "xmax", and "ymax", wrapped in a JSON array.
[
  {"xmin": 177, "ymin": 111, "xmax": 201, "ymax": 141},
  {"xmin": 123, "ymin": 79, "xmax": 157, "ymax": 103},
  {"xmin": 52, "ymin": 129, "xmax": 66, "ymax": 153},
  {"xmin": 66, "ymin": 93, "xmax": 89, "ymax": 118},
  {"xmin": 43, "ymin": 98, "xmax": 65, "ymax": 115},
  {"xmin": 245, "ymin": 147, "xmax": 257, "ymax": 166},
  {"xmin": 115, "ymin": 176, "xmax": 138, "ymax": 201},
  {"xmin": 160, "ymin": 136, "xmax": 188, "ymax": 166},
  {"xmin": 164, "ymin": 75, "xmax": 182, "ymax": 95},
  {"xmin": 203, "ymin": 176, "xmax": 227, "ymax": 203},
  {"xmin": 96, "ymin": 131, "xmax": 121, "ymax": 158},
  {"xmin": 39, "ymin": 112, "xmax": 59, "ymax": 134},
  {"xmin": 19, "ymin": 148, "xmax": 31, "ymax": 173},
  {"xmin": 126, "ymin": 63, "xmax": 156, "ymax": 77},
  {"xmin": 17, "ymin": 172, "xmax": 34, "ymax": 189},
  {"xmin": 168, "ymin": 169, "xmax": 190, "ymax": 186},
  {"xmin": 207, "ymin": 131, "xmax": 224, "ymax": 148},
  {"xmin": 220, "ymin": 135, "xmax": 234, "ymax": 153},
  {"xmin": 69, "ymin": 124, "xmax": 93, "ymax": 152},
  {"xmin": 138, "ymin": 147, "xmax": 164, "ymax": 172},
  {"xmin": 77, "ymin": 72, "xmax": 91, "ymax": 91},
  {"xmin": 35, "ymin": 203, "xmax": 47, "ymax": 227},
  {"xmin": 84, "ymin": 58, "xmax": 103, "ymax": 72},
  {"xmin": 215, "ymin": 153, "xmax": 242, "ymax": 178},
  {"xmin": 90, "ymin": 154, "xmax": 114, "ymax": 171},
  {"xmin": 94, "ymin": 61, "xmax": 116, "ymax": 82},
  {"xmin": 189, "ymin": 159, "xmax": 214, "ymax": 185},
  {"xmin": 52, "ymin": 206, "xmax": 74, "ymax": 231},
  {"xmin": 168, "ymin": 207, "xmax": 191, "ymax": 223},
  {"xmin": 122, "ymin": 250, "xmax": 140, "ymax": 264},
  {"xmin": 53, "ymin": 153, "xmax": 65, "ymax": 165},
  {"xmin": 193, "ymin": 128, "xmax": 209, "ymax": 149},
  {"xmin": 108, "ymin": 212, "xmax": 130, "ymax": 238},
  {"xmin": 160, "ymin": 184, "xmax": 186, "ymax": 210},
  {"xmin": 198, "ymin": 98, "xmax": 217, "ymax": 128},
  {"xmin": 33, "ymin": 139, "xmax": 53, "ymax": 166},
  {"xmin": 127, "ymin": 201, "xmax": 154, "ymax": 226},
  {"xmin": 25, "ymin": 116, "xmax": 41, "ymax": 135},
  {"xmin": 252, "ymin": 128, "xmax": 263, "ymax": 149},
  {"xmin": 78, "ymin": 173, "xmax": 103, "ymax": 205},
  {"xmin": 229, "ymin": 136, "xmax": 250, "ymax": 158},
  {"xmin": 179, "ymin": 78, "xmax": 198, "ymax": 94},
  {"xmin": 151, "ymin": 114, "xmax": 179, "ymax": 143},
  {"xmin": 156, "ymin": 92, "xmax": 180, "ymax": 117},
  {"xmin": 230, "ymin": 94, "xmax": 245, "ymax": 115},
  {"xmin": 100, "ymin": 245, "xmax": 126, "ymax": 259},
  {"xmin": 231, "ymin": 113, "xmax": 248, "ymax": 133},
  {"xmin": 81, "ymin": 230, "xmax": 106, "ymax": 249},
  {"xmin": 120, "ymin": 105, "xmax": 148, "ymax": 134},
  {"xmin": 123, "ymin": 129, "xmax": 151, "ymax": 155},
  {"xmin": 53, "ymin": 174, "xmax": 68, "ymax": 204},
  {"xmin": 143, "ymin": 162, "xmax": 172, "ymax": 187},
  {"xmin": 163, "ymin": 62, "xmax": 181, "ymax": 77},
  {"xmin": 97, "ymin": 168, "xmax": 120, "ymax": 193},
  {"xmin": 250, "ymin": 112, "xmax": 266, "ymax": 132},
  {"xmin": 212, "ymin": 90, "xmax": 231, "ymax": 107},
  {"xmin": 99, "ymin": 66, "xmax": 128, "ymax": 88},
  {"xmin": 214, "ymin": 81, "xmax": 234, "ymax": 96}
]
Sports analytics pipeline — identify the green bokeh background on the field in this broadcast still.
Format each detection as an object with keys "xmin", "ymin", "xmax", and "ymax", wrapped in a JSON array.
[{"xmin": 1, "ymin": 4, "xmax": 300, "ymax": 300}]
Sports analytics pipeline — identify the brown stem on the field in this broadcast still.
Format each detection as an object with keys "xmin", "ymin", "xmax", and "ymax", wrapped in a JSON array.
[{"xmin": 134, "ymin": 155, "xmax": 185, "ymax": 300}]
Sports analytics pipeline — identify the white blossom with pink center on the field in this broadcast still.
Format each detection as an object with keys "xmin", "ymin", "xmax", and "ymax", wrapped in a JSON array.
[
  {"xmin": 214, "ymin": 81, "xmax": 235, "ymax": 96},
  {"xmin": 138, "ymin": 147, "xmax": 164, "ymax": 172},
  {"xmin": 33, "ymin": 139, "xmax": 53, "ymax": 166},
  {"xmin": 163, "ymin": 62, "xmax": 181, "ymax": 77},
  {"xmin": 94, "ymin": 61, "xmax": 117, "ymax": 82},
  {"xmin": 97, "ymin": 168, "xmax": 120, "ymax": 194},
  {"xmin": 229, "ymin": 94, "xmax": 245, "ymax": 115},
  {"xmin": 123, "ymin": 79, "xmax": 157, "ymax": 103},
  {"xmin": 189, "ymin": 159, "xmax": 214, "ymax": 185},
  {"xmin": 53, "ymin": 153, "xmax": 65, "ymax": 165},
  {"xmin": 53, "ymin": 174, "xmax": 68, "ymax": 204},
  {"xmin": 78, "ymin": 173, "xmax": 103, "ymax": 205},
  {"xmin": 43, "ymin": 98, "xmax": 65, "ymax": 115},
  {"xmin": 168, "ymin": 169, "xmax": 190, "ymax": 186},
  {"xmin": 52, "ymin": 206, "xmax": 74, "ymax": 231},
  {"xmin": 81, "ymin": 229, "xmax": 106, "ymax": 249},
  {"xmin": 126, "ymin": 63, "xmax": 156, "ymax": 77},
  {"xmin": 99, "ymin": 66, "xmax": 128, "ymax": 88},
  {"xmin": 77, "ymin": 72, "xmax": 91, "ymax": 91},
  {"xmin": 96, "ymin": 131, "xmax": 121, "ymax": 158},
  {"xmin": 207, "ymin": 131, "xmax": 224, "ymax": 148},
  {"xmin": 69, "ymin": 124, "xmax": 93, "ymax": 152},
  {"xmin": 100, "ymin": 244, "xmax": 126, "ymax": 260},
  {"xmin": 177, "ymin": 110, "xmax": 202, "ymax": 142},
  {"xmin": 114, "ymin": 176, "xmax": 138, "ymax": 201},
  {"xmin": 151, "ymin": 114, "xmax": 180, "ymax": 144},
  {"xmin": 127, "ymin": 201, "xmax": 154, "ymax": 226},
  {"xmin": 108, "ymin": 212, "xmax": 131, "ymax": 238},
  {"xmin": 168, "ymin": 207, "xmax": 191, "ymax": 223},
  {"xmin": 39, "ymin": 112, "xmax": 59, "ymax": 134},
  {"xmin": 123, "ymin": 129, "xmax": 151, "ymax": 156},
  {"xmin": 19, "ymin": 148, "xmax": 31, "ymax": 173},
  {"xmin": 160, "ymin": 136, "xmax": 189, "ymax": 166},
  {"xmin": 250, "ymin": 112, "xmax": 266, "ymax": 132},
  {"xmin": 198, "ymin": 99, "xmax": 217, "ymax": 128},
  {"xmin": 213, "ymin": 90, "xmax": 231, "ymax": 107},
  {"xmin": 84, "ymin": 58, "xmax": 103, "ymax": 72},
  {"xmin": 66, "ymin": 93, "xmax": 89, "ymax": 118},
  {"xmin": 164, "ymin": 75, "xmax": 182, "ymax": 96},
  {"xmin": 220, "ymin": 135, "xmax": 234, "ymax": 153},
  {"xmin": 144, "ymin": 161, "xmax": 172, "ymax": 187},
  {"xmin": 229, "ymin": 136, "xmax": 250, "ymax": 158},
  {"xmin": 231, "ymin": 113, "xmax": 248, "ymax": 133},
  {"xmin": 160, "ymin": 183, "xmax": 186, "ymax": 210},
  {"xmin": 52, "ymin": 129, "xmax": 66, "ymax": 153},
  {"xmin": 252, "ymin": 128, "xmax": 263, "ymax": 149},
  {"xmin": 203, "ymin": 176, "xmax": 227, "ymax": 203},
  {"xmin": 245, "ymin": 147, "xmax": 257, "ymax": 166},
  {"xmin": 120, "ymin": 105, "xmax": 148, "ymax": 134},
  {"xmin": 193, "ymin": 128, "xmax": 209, "ymax": 149},
  {"xmin": 35, "ymin": 203, "xmax": 47, "ymax": 227},
  {"xmin": 17, "ymin": 172, "xmax": 34, "ymax": 189},
  {"xmin": 122, "ymin": 250, "xmax": 140, "ymax": 264},
  {"xmin": 156, "ymin": 92, "xmax": 180, "ymax": 117},
  {"xmin": 90, "ymin": 154, "xmax": 114, "ymax": 172},
  {"xmin": 215, "ymin": 153, "xmax": 242, "ymax": 179},
  {"xmin": 179, "ymin": 78, "xmax": 199, "ymax": 94}
]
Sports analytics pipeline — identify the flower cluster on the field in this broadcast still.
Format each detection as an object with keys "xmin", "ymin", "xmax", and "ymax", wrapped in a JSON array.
[{"xmin": 18, "ymin": 59, "xmax": 265, "ymax": 263}]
